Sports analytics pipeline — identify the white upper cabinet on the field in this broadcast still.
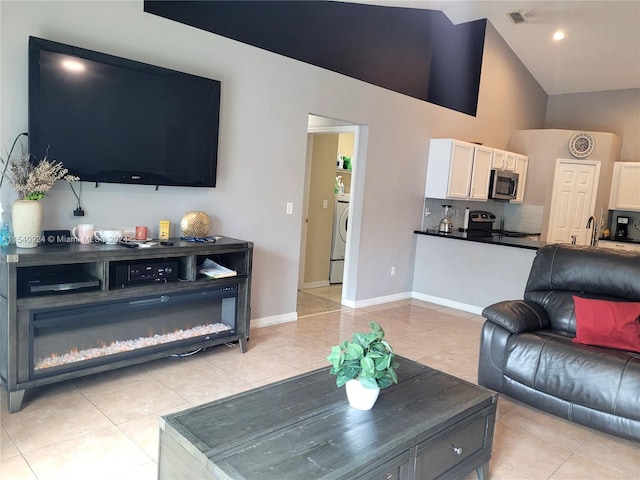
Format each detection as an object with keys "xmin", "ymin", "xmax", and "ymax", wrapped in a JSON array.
[
  {"xmin": 492, "ymin": 149, "xmax": 506, "ymax": 170},
  {"xmin": 425, "ymin": 139, "xmax": 473, "ymax": 199},
  {"xmin": 425, "ymin": 139, "xmax": 492, "ymax": 200},
  {"xmin": 609, "ymin": 162, "xmax": 640, "ymax": 211},
  {"xmin": 511, "ymin": 154, "xmax": 529, "ymax": 204},
  {"xmin": 504, "ymin": 152, "xmax": 516, "ymax": 171},
  {"xmin": 469, "ymin": 146, "xmax": 493, "ymax": 200},
  {"xmin": 425, "ymin": 139, "xmax": 527, "ymax": 202},
  {"xmin": 491, "ymin": 149, "xmax": 516, "ymax": 172}
]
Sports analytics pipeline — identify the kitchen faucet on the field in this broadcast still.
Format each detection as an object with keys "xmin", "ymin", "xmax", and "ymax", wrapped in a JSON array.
[{"xmin": 586, "ymin": 216, "xmax": 594, "ymax": 229}]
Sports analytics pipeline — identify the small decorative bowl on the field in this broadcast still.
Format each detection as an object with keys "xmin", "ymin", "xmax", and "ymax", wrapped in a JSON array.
[{"xmin": 180, "ymin": 211, "xmax": 210, "ymax": 237}]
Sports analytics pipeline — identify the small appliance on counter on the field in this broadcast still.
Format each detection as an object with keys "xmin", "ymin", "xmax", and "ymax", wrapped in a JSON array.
[
  {"xmin": 615, "ymin": 216, "xmax": 629, "ymax": 239},
  {"xmin": 438, "ymin": 205, "xmax": 454, "ymax": 233},
  {"xmin": 467, "ymin": 211, "xmax": 496, "ymax": 237}
]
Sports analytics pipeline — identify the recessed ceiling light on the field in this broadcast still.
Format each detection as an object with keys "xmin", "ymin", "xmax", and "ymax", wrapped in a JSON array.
[
  {"xmin": 61, "ymin": 59, "xmax": 85, "ymax": 72},
  {"xmin": 553, "ymin": 31, "xmax": 565, "ymax": 41}
]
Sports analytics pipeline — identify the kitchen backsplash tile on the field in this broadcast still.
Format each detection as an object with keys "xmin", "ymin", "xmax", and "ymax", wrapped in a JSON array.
[
  {"xmin": 422, "ymin": 200, "xmax": 638, "ymax": 242},
  {"xmin": 423, "ymin": 198, "xmax": 505, "ymax": 231},
  {"xmin": 422, "ymin": 198, "xmax": 545, "ymax": 235},
  {"xmin": 503, "ymin": 203, "xmax": 544, "ymax": 233}
]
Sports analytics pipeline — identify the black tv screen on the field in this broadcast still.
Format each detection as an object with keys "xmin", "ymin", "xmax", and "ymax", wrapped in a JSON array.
[{"xmin": 28, "ymin": 36, "xmax": 221, "ymax": 187}]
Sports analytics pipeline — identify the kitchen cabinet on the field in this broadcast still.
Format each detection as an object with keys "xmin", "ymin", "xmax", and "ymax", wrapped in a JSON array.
[
  {"xmin": 425, "ymin": 139, "xmax": 492, "ymax": 200},
  {"xmin": 469, "ymin": 145, "xmax": 493, "ymax": 200},
  {"xmin": 597, "ymin": 240, "xmax": 640, "ymax": 252},
  {"xmin": 491, "ymin": 149, "xmax": 505, "ymax": 169},
  {"xmin": 511, "ymin": 154, "xmax": 529, "ymax": 204},
  {"xmin": 425, "ymin": 139, "xmax": 473, "ymax": 199},
  {"xmin": 491, "ymin": 149, "xmax": 516, "ymax": 171},
  {"xmin": 608, "ymin": 162, "xmax": 640, "ymax": 211}
]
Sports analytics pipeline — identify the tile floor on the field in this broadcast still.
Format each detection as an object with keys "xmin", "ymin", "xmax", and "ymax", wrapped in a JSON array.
[
  {"xmin": 2, "ymin": 295, "xmax": 639, "ymax": 480},
  {"xmin": 297, "ymin": 284, "xmax": 345, "ymax": 317}
]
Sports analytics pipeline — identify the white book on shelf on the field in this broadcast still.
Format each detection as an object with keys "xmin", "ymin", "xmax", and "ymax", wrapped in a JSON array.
[{"xmin": 199, "ymin": 258, "xmax": 237, "ymax": 279}]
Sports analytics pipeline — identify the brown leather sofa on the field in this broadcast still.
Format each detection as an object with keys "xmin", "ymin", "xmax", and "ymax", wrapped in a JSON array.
[{"xmin": 478, "ymin": 244, "xmax": 640, "ymax": 442}]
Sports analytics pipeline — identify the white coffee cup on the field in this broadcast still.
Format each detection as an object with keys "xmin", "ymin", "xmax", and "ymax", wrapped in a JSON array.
[
  {"xmin": 72, "ymin": 224, "xmax": 94, "ymax": 244},
  {"xmin": 94, "ymin": 228, "xmax": 124, "ymax": 244}
]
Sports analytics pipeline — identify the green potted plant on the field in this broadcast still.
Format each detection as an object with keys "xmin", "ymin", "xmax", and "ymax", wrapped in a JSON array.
[{"xmin": 327, "ymin": 321, "xmax": 398, "ymax": 410}]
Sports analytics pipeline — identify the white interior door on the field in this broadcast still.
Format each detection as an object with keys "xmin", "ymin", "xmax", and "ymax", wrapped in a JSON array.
[{"xmin": 547, "ymin": 160, "xmax": 599, "ymax": 245}]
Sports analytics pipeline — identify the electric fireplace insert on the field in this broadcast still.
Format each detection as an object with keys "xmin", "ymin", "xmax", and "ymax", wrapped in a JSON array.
[{"xmin": 30, "ymin": 285, "xmax": 237, "ymax": 377}]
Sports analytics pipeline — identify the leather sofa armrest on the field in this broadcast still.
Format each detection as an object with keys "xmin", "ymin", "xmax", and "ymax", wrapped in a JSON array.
[{"xmin": 482, "ymin": 300, "xmax": 550, "ymax": 333}]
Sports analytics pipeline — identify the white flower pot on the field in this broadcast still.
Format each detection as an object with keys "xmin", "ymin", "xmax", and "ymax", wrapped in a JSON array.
[
  {"xmin": 345, "ymin": 379, "xmax": 380, "ymax": 410},
  {"xmin": 12, "ymin": 200, "xmax": 42, "ymax": 248}
]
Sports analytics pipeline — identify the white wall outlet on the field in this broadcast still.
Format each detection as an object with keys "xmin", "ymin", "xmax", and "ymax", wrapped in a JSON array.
[
  {"xmin": 390, "ymin": 266, "xmax": 396, "ymax": 276},
  {"xmin": 323, "ymin": 199, "xmax": 328, "ymax": 209},
  {"xmin": 286, "ymin": 202, "xmax": 294, "ymax": 215}
]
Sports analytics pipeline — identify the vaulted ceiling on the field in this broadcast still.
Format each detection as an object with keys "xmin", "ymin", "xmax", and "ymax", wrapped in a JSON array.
[{"xmin": 343, "ymin": 0, "xmax": 640, "ymax": 95}]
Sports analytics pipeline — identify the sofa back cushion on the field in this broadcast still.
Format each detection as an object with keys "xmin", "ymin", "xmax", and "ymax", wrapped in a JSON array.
[{"xmin": 524, "ymin": 245, "xmax": 640, "ymax": 334}]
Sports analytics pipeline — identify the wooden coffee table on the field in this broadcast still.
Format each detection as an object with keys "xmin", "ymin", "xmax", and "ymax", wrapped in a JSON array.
[{"xmin": 159, "ymin": 356, "xmax": 497, "ymax": 479}]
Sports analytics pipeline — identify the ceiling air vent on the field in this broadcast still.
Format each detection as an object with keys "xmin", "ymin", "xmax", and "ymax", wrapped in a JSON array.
[{"xmin": 508, "ymin": 11, "xmax": 526, "ymax": 24}]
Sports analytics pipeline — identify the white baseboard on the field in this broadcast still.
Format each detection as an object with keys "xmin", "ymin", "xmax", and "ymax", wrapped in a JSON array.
[
  {"xmin": 350, "ymin": 292, "xmax": 412, "ymax": 309},
  {"xmin": 411, "ymin": 292, "xmax": 483, "ymax": 315},
  {"xmin": 251, "ymin": 292, "xmax": 481, "ymax": 330},
  {"xmin": 251, "ymin": 312, "xmax": 297, "ymax": 329},
  {"xmin": 300, "ymin": 280, "xmax": 330, "ymax": 289}
]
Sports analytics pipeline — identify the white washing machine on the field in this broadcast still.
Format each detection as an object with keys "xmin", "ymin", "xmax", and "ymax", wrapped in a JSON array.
[{"xmin": 330, "ymin": 193, "xmax": 349, "ymax": 284}]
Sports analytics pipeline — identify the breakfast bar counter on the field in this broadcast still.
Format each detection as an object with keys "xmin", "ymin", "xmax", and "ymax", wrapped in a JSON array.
[
  {"xmin": 412, "ymin": 232, "xmax": 538, "ymax": 314},
  {"xmin": 414, "ymin": 229, "xmax": 545, "ymax": 250}
]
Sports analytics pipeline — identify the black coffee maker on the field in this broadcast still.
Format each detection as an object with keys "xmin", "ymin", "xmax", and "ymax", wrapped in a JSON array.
[{"xmin": 615, "ymin": 216, "xmax": 629, "ymax": 239}]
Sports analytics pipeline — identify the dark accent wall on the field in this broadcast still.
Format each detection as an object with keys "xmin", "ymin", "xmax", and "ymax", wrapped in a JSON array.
[{"xmin": 144, "ymin": 1, "xmax": 486, "ymax": 116}]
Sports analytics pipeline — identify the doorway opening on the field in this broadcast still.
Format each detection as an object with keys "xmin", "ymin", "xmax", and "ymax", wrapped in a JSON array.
[{"xmin": 297, "ymin": 114, "xmax": 362, "ymax": 317}]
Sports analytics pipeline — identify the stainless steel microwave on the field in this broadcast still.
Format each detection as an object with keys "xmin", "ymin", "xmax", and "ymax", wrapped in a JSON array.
[{"xmin": 488, "ymin": 169, "xmax": 519, "ymax": 200}]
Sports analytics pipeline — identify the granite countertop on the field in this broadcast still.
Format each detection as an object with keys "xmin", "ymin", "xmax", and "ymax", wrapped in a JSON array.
[{"xmin": 414, "ymin": 229, "xmax": 545, "ymax": 250}]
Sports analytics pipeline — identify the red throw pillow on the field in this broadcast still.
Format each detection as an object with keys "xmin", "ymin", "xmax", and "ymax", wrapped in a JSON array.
[{"xmin": 572, "ymin": 296, "xmax": 640, "ymax": 353}]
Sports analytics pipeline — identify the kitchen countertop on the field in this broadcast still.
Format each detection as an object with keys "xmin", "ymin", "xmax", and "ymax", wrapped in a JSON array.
[
  {"xmin": 414, "ymin": 229, "xmax": 545, "ymax": 250},
  {"xmin": 598, "ymin": 237, "xmax": 640, "ymax": 245}
]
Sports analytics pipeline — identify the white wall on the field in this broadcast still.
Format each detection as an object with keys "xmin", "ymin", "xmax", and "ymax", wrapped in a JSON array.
[
  {"xmin": 509, "ymin": 129, "xmax": 621, "ymax": 240},
  {"xmin": 545, "ymin": 89, "xmax": 640, "ymax": 162},
  {"xmin": 0, "ymin": 1, "xmax": 547, "ymax": 323}
]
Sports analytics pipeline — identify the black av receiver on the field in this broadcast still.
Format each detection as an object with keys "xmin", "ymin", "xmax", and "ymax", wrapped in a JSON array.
[{"xmin": 112, "ymin": 260, "xmax": 179, "ymax": 288}]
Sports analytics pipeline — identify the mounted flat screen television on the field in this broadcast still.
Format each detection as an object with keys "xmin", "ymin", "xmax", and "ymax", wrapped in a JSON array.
[{"xmin": 28, "ymin": 36, "xmax": 221, "ymax": 187}]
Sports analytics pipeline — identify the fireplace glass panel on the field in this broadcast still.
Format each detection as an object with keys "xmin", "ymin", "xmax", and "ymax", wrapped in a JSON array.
[{"xmin": 30, "ymin": 285, "xmax": 237, "ymax": 376}]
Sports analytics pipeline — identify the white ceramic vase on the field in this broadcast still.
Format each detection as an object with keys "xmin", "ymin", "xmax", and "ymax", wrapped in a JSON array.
[
  {"xmin": 345, "ymin": 379, "xmax": 380, "ymax": 410},
  {"xmin": 12, "ymin": 199, "xmax": 43, "ymax": 248}
]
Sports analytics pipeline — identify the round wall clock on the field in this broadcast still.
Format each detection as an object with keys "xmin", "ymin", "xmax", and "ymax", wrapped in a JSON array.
[{"xmin": 568, "ymin": 132, "xmax": 595, "ymax": 158}]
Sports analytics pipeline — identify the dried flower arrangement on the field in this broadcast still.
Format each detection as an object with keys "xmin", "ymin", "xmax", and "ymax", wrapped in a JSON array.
[{"xmin": 0, "ymin": 147, "xmax": 79, "ymax": 200}]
